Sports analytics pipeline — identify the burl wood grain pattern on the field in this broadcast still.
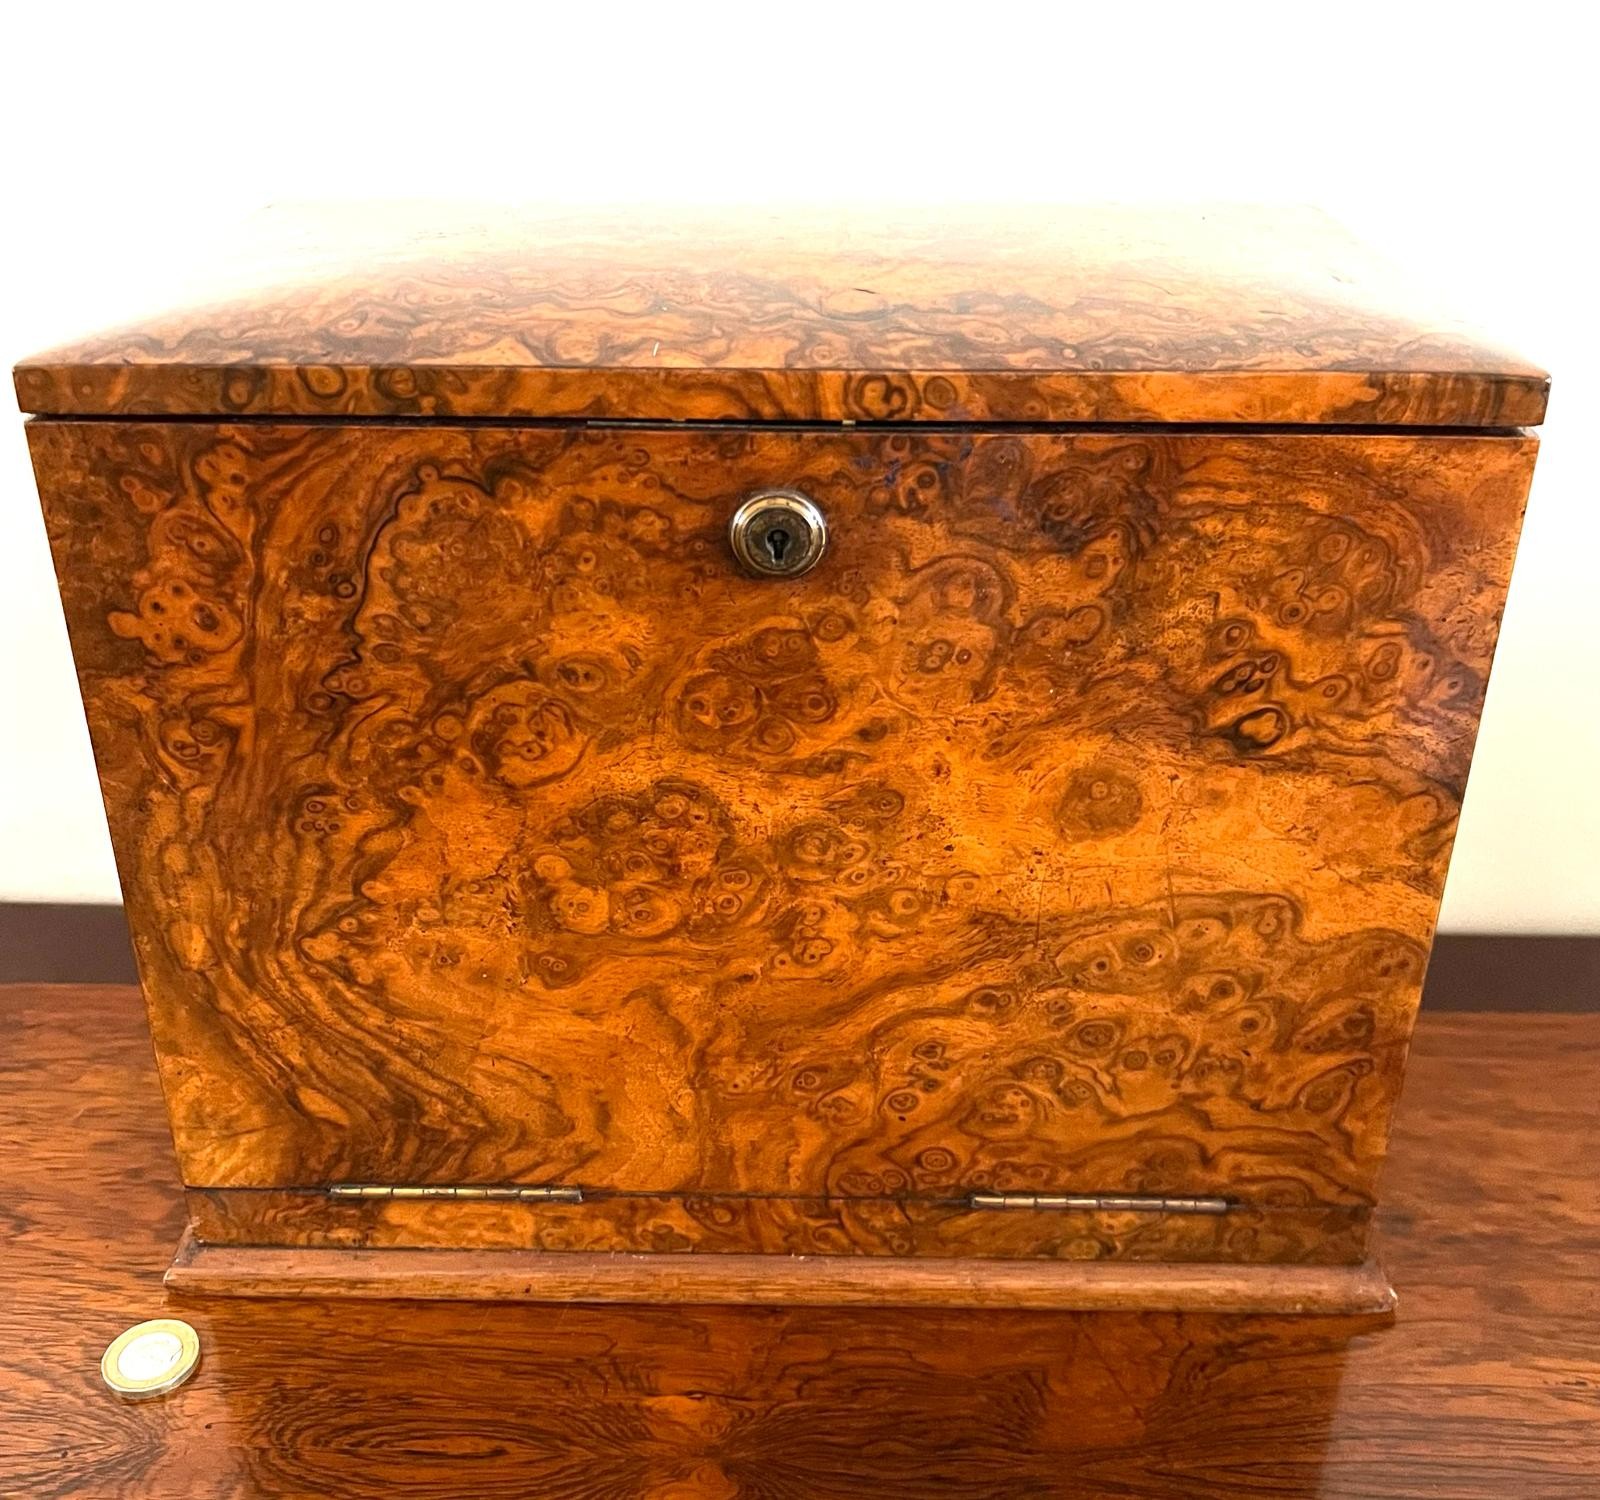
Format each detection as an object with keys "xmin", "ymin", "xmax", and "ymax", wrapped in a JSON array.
[
  {"xmin": 13, "ymin": 205, "xmax": 1549, "ymax": 425},
  {"xmin": 5, "ymin": 985, "xmax": 1599, "ymax": 1500},
  {"xmin": 184, "ymin": 1188, "xmax": 1370, "ymax": 1266},
  {"xmin": 30, "ymin": 420, "xmax": 1534, "ymax": 1268}
]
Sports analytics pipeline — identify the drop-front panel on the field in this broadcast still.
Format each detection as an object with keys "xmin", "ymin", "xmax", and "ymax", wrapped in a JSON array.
[{"xmin": 31, "ymin": 421, "xmax": 1532, "ymax": 1262}]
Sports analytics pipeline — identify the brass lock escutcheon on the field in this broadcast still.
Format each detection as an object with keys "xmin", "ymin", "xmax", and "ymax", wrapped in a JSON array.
[{"xmin": 728, "ymin": 490, "xmax": 828, "ymax": 578}]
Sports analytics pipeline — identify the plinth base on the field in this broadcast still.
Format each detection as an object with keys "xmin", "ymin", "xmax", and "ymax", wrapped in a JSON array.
[{"xmin": 166, "ymin": 1232, "xmax": 1396, "ymax": 1314}]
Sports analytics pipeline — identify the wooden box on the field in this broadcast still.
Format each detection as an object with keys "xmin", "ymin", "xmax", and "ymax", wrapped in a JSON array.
[{"xmin": 18, "ymin": 207, "xmax": 1545, "ymax": 1312}]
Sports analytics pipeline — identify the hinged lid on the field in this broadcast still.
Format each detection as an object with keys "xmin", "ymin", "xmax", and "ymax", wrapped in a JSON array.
[{"xmin": 14, "ymin": 203, "xmax": 1547, "ymax": 427}]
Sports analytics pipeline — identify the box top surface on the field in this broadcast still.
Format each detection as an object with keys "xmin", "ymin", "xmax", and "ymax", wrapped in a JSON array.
[{"xmin": 14, "ymin": 203, "xmax": 1547, "ymax": 427}]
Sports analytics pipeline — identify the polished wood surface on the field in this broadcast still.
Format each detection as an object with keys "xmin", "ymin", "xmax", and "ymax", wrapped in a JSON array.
[
  {"xmin": 168, "ymin": 1236, "xmax": 1395, "ymax": 1313},
  {"xmin": 183, "ymin": 1188, "xmax": 1371, "ymax": 1266},
  {"xmin": 29, "ymin": 421, "xmax": 1534, "ymax": 1277},
  {"xmin": 2, "ymin": 984, "xmax": 1594, "ymax": 1498},
  {"xmin": 10, "ymin": 902, "xmax": 1597, "ymax": 1010},
  {"xmin": 13, "ymin": 205, "xmax": 1549, "ymax": 425}
]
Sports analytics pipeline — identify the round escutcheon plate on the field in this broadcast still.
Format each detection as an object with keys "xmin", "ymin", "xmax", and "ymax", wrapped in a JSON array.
[
  {"xmin": 728, "ymin": 490, "xmax": 829, "ymax": 577},
  {"xmin": 100, "ymin": 1318, "xmax": 201, "ymax": 1399}
]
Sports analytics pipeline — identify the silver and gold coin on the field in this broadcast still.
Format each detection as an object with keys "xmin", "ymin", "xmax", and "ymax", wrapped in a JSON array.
[{"xmin": 100, "ymin": 1319, "xmax": 200, "ymax": 1399}]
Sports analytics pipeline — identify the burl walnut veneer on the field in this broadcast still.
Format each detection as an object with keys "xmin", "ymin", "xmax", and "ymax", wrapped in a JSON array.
[{"xmin": 17, "ymin": 206, "xmax": 1547, "ymax": 1311}]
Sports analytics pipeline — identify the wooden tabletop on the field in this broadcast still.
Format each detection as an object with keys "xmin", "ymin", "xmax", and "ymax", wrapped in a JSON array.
[{"xmin": 2, "ymin": 984, "xmax": 1596, "ymax": 1499}]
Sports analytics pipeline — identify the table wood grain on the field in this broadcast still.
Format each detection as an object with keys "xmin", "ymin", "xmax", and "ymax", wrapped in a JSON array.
[{"xmin": 2, "ymin": 983, "xmax": 1596, "ymax": 1498}]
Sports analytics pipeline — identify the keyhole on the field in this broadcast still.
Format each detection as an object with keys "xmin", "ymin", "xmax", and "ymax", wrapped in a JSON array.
[{"xmin": 729, "ymin": 491, "xmax": 827, "ymax": 578}]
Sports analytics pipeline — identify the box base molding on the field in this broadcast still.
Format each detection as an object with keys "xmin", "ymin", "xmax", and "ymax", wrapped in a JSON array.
[{"xmin": 165, "ymin": 1232, "xmax": 1396, "ymax": 1314}]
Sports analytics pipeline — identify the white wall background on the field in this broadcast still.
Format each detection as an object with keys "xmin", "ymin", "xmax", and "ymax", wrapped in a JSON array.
[{"xmin": 1, "ymin": 1, "xmax": 1595, "ymax": 931}]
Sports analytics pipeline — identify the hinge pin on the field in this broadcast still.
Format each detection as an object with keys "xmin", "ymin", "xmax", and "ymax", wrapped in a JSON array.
[
  {"xmin": 968, "ymin": 1192, "xmax": 1228, "ymax": 1215},
  {"xmin": 328, "ymin": 1184, "xmax": 583, "ymax": 1203}
]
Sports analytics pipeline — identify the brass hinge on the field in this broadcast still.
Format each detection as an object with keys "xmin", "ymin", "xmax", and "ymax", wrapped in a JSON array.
[
  {"xmin": 327, "ymin": 1184, "xmax": 584, "ymax": 1203},
  {"xmin": 968, "ymin": 1192, "xmax": 1228, "ymax": 1215}
]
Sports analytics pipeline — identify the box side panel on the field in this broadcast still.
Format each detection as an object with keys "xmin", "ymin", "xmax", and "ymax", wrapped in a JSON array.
[{"xmin": 29, "ymin": 423, "xmax": 1535, "ymax": 1250}]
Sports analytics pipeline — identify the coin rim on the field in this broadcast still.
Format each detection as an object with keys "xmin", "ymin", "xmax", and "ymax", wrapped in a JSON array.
[{"xmin": 100, "ymin": 1317, "xmax": 200, "ymax": 1399}]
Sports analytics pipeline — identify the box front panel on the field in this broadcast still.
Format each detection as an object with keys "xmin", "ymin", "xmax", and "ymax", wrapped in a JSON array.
[{"xmin": 32, "ymin": 422, "xmax": 1532, "ymax": 1253}]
